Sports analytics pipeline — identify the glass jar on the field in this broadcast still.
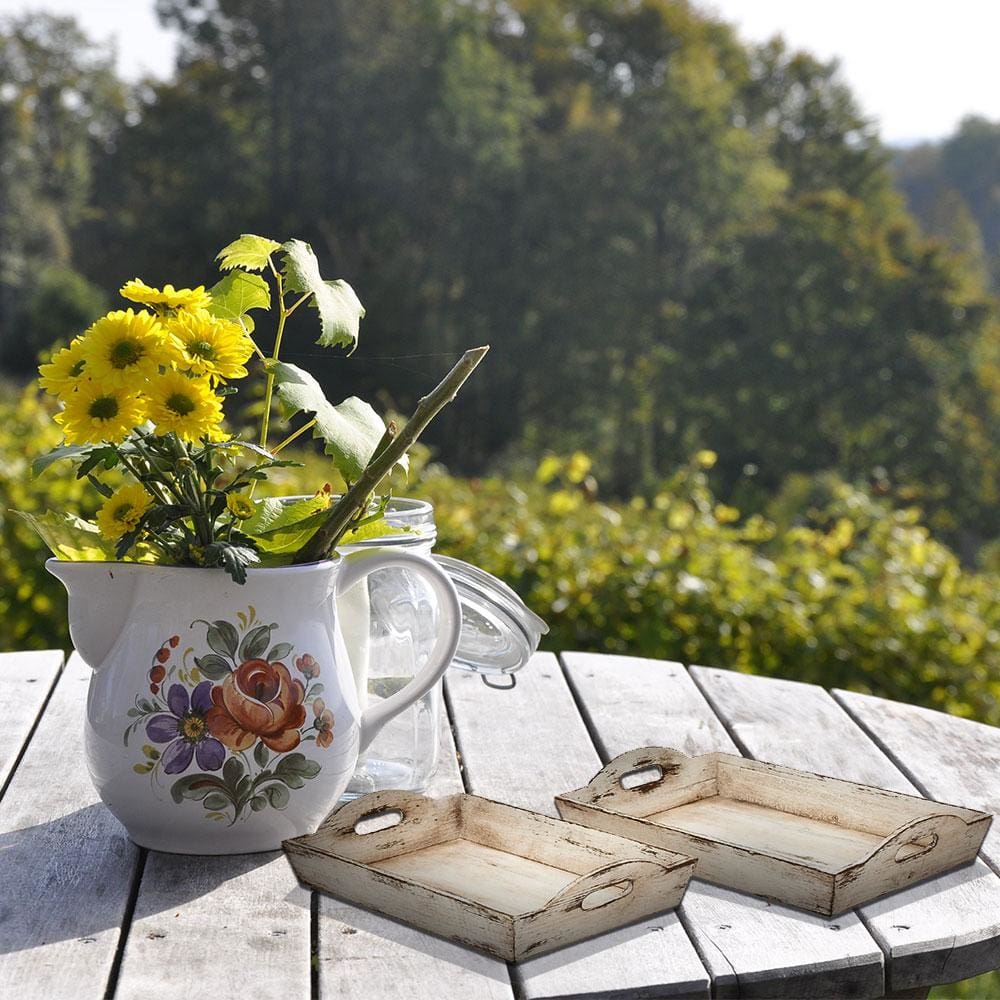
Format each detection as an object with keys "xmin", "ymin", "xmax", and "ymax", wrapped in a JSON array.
[{"xmin": 336, "ymin": 497, "xmax": 546, "ymax": 797}]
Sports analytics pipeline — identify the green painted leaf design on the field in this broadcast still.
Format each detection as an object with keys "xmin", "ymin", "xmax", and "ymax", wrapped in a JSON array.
[
  {"xmin": 208, "ymin": 271, "xmax": 271, "ymax": 332},
  {"xmin": 171, "ymin": 774, "xmax": 227, "ymax": 804},
  {"xmin": 276, "ymin": 752, "xmax": 322, "ymax": 780},
  {"xmin": 238, "ymin": 624, "xmax": 273, "ymax": 661},
  {"xmin": 206, "ymin": 620, "xmax": 239, "ymax": 659},
  {"xmin": 202, "ymin": 792, "xmax": 230, "ymax": 811},
  {"xmin": 262, "ymin": 783, "xmax": 290, "ymax": 809},
  {"xmin": 223, "ymin": 757, "xmax": 245, "ymax": 789},
  {"xmin": 269, "ymin": 361, "xmax": 396, "ymax": 481},
  {"xmin": 253, "ymin": 742, "xmax": 270, "ymax": 768},
  {"xmin": 280, "ymin": 239, "xmax": 364, "ymax": 350},
  {"xmin": 194, "ymin": 654, "xmax": 231, "ymax": 681},
  {"xmin": 216, "ymin": 234, "xmax": 282, "ymax": 272},
  {"xmin": 141, "ymin": 744, "xmax": 160, "ymax": 760},
  {"xmin": 250, "ymin": 795, "xmax": 268, "ymax": 812},
  {"xmin": 267, "ymin": 642, "xmax": 294, "ymax": 662}
]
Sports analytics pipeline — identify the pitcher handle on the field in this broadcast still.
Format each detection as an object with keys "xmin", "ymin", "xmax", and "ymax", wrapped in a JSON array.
[{"xmin": 336, "ymin": 549, "xmax": 461, "ymax": 752}]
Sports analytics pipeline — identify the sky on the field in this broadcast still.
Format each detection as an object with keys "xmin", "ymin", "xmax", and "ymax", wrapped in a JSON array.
[{"xmin": 1, "ymin": 0, "xmax": 998, "ymax": 145}]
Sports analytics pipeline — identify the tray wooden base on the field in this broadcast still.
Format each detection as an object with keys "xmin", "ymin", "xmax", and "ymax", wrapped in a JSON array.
[
  {"xmin": 556, "ymin": 747, "xmax": 993, "ymax": 916},
  {"xmin": 285, "ymin": 789, "xmax": 696, "ymax": 961}
]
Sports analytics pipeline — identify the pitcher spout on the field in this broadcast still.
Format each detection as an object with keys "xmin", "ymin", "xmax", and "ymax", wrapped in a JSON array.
[{"xmin": 45, "ymin": 559, "xmax": 135, "ymax": 669}]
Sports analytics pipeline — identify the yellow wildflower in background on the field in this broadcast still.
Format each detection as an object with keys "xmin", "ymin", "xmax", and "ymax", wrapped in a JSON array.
[
  {"xmin": 168, "ymin": 310, "xmax": 254, "ymax": 382},
  {"xmin": 120, "ymin": 278, "xmax": 212, "ymax": 313},
  {"xmin": 226, "ymin": 492, "xmax": 255, "ymax": 520},
  {"xmin": 38, "ymin": 339, "xmax": 87, "ymax": 396},
  {"xmin": 54, "ymin": 381, "xmax": 147, "ymax": 444},
  {"xmin": 146, "ymin": 370, "xmax": 224, "ymax": 442},
  {"xmin": 79, "ymin": 309, "xmax": 175, "ymax": 389},
  {"xmin": 96, "ymin": 484, "xmax": 153, "ymax": 542}
]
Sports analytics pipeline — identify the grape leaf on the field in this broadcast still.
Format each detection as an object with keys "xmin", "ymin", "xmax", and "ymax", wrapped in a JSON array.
[
  {"xmin": 208, "ymin": 271, "xmax": 271, "ymax": 333},
  {"xmin": 14, "ymin": 509, "xmax": 118, "ymax": 561},
  {"xmin": 269, "ymin": 361, "xmax": 405, "ymax": 481},
  {"xmin": 216, "ymin": 234, "xmax": 282, "ymax": 272},
  {"xmin": 280, "ymin": 239, "xmax": 364, "ymax": 350}
]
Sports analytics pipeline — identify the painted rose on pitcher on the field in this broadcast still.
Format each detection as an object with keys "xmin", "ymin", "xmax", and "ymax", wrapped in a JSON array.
[
  {"xmin": 124, "ymin": 606, "xmax": 331, "ymax": 824},
  {"xmin": 207, "ymin": 658, "xmax": 307, "ymax": 752}
]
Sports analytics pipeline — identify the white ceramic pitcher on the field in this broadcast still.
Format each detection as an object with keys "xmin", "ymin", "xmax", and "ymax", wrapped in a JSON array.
[{"xmin": 47, "ymin": 551, "xmax": 461, "ymax": 854}]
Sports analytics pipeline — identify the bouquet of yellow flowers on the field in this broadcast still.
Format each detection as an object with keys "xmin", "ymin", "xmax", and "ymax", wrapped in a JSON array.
[{"xmin": 26, "ymin": 234, "xmax": 486, "ymax": 582}]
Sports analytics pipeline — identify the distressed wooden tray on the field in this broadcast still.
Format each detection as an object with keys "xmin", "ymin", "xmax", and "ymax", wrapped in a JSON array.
[
  {"xmin": 284, "ymin": 788, "xmax": 696, "ymax": 961},
  {"xmin": 555, "ymin": 746, "xmax": 993, "ymax": 917}
]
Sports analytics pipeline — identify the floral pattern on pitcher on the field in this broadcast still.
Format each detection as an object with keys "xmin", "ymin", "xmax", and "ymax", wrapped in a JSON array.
[{"xmin": 124, "ymin": 605, "xmax": 331, "ymax": 824}]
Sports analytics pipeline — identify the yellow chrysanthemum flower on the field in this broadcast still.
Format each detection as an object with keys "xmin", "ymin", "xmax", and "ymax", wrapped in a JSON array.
[
  {"xmin": 96, "ymin": 484, "xmax": 153, "ymax": 542},
  {"xmin": 120, "ymin": 278, "xmax": 212, "ymax": 313},
  {"xmin": 226, "ymin": 492, "xmax": 255, "ymax": 520},
  {"xmin": 147, "ymin": 369, "xmax": 225, "ymax": 442},
  {"xmin": 78, "ymin": 309, "xmax": 177, "ymax": 390},
  {"xmin": 167, "ymin": 310, "xmax": 254, "ymax": 382},
  {"xmin": 38, "ymin": 338, "xmax": 87, "ymax": 397},
  {"xmin": 54, "ymin": 381, "xmax": 147, "ymax": 445}
]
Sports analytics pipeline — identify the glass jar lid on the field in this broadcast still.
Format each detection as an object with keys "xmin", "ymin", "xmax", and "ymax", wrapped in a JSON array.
[{"xmin": 433, "ymin": 555, "xmax": 548, "ymax": 675}]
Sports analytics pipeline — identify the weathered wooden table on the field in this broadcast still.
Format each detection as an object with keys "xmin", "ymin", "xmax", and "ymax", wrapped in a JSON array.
[{"xmin": 2, "ymin": 649, "xmax": 998, "ymax": 999}]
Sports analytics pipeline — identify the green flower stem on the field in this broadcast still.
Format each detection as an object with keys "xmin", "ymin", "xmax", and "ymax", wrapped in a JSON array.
[
  {"xmin": 258, "ymin": 258, "xmax": 287, "ymax": 450},
  {"xmin": 272, "ymin": 418, "xmax": 316, "ymax": 455}
]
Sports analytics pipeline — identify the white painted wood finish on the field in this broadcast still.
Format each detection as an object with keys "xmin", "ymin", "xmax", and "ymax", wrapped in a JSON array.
[
  {"xmin": 561, "ymin": 652, "xmax": 887, "ymax": 998},
  {"xmin": 691, "ymin": 665, "xmax": 1000, "ymax": 992},
  {"xmin": 834, "ymin": 688, "xmax": 1000, "ymax": 873},
  {"xmin": 0, "ymin": 653, "xmax": 141, "ymax": 999},
  {"xmin": 0, "ymin": 649, "xmax": 63, "ymax": 793},
  {"xmin": 445, "ymin": 653, "xmax": 712, "ymax": 999},
  {"xmin": 316, "ymin": 710, "xmax": 515, "ymax": 1000}
]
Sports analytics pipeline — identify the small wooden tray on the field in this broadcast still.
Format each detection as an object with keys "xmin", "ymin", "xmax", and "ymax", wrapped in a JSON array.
[
  {"xmin": 284, "ymin": 788, "xmax": 696, "ymax": 960},
  {"xmin": 555, "ymin": 747, "xmax": 993, "ymax": 917}
]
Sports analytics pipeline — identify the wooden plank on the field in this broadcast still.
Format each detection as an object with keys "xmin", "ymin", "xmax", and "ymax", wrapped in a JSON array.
[
  {"xmin": 833, "ymin": 689, "xmax": 1000, "ymax": 873},
  {"xmin": 316, "ymin": 705, "xmax": 515, "ymax": 1000},
  {"xmin": 562, "ymin": 652, "xmax": 886, "ymax": 998},
  {"xmin": 0, "ymin": 649, "xmax": 63, "ymax": 795},
  {"xmin": 0, "ymin": 653, "xmax": 141, "ymax": 998},
  {"xmin": 446, "ymin": 652, "xmax": 712, "ymax": 1000},
  {"xmin": 114, "ymin": 851, "xmax": 310, "ymax": 1000},
  {"xmin": 691, "ymin": 665, "xmax": 1000, "ymax": 993}
]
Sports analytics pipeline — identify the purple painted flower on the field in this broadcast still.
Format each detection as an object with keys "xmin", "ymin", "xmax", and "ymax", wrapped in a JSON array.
[{"xmin": 146, "ymin": 681, "xmax": 226, "ymax": 775}]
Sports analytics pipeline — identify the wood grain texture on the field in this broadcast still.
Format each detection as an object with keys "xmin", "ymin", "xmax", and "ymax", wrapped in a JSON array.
[
  {"xmin": 446, "ymin": 653, "xmax": 711, "ymax": 999},
  {"xmin": 115, "ymin": 851, "xmax": 310, "ymax": 1000},
  {"xmin": 0, "ymin": 649, "xmax": 63, "ymax": 795},
  {"xmin": 691, "ymin": 665, "xmax": 1000, "ymax": 992},
  {"xmin": 833, "ymin": 689, "xmax": 1000, "ymax": 874},
  {"xmin": 561, "ymin": 652, "xmax": 886, "ymax": 998},
  {"xmin": 316, "ymin": 704, "xmax": 515, "ymax": 1000},
  {"xmin": 0, "ymin": 653, "xmax": 140, "ymax": 999}
]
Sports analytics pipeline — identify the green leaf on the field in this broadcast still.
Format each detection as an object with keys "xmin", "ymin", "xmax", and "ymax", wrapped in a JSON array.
[
  {"xmin": 31, "ymin": 443, "xmax": 99, "ymax": 477},
  {"xmin": 250, "ymin": 795, "xmax": 268, "ymax": 812},
  {"xmin": 262, "ymin": 783, "xmax": 290, "ymax": 809},
  {"xmin": 239, "ymin": 624, "xmax": 273, "ymax": 661},
  {"xmin": 170, "ymin": 775, "xmax": 226, "ymax": 803},
  {"xmin": 280, "ymin": 239, "xmax": 364, "ymax": 350},
  {"xmin": 275, "ymin": 752, "xmax": 321, "ymax": 779},
  {"xmin": 141, "ymin": 744, "xmax": 160, "ymax": 760},
  {"xmin": 216, "ymin": 234, "xmax": 282, "ymax": 272},
  {"xmin": 253, "ymin": 742, "xmax": 270, "ymax": 768},
  {"xmin": 14, "ymin": 510, "xmax": 118, "ymax": 561},
  {"xmin": 242, "ymin": 494, "xmax": 328, "ymax": 537},
  {"xmin": 269, "ymin": 362, "xmax": 397, "ymax": 481},
  {"xmin": 267, "ymin": 642, "xmax": 294, "ymax": 662},
  {"xmin": 206, "ymin": 620, "xmax": 239, "ymax": 659},
  {"xmin": 193, "ymin": 654, "xmax": 232, "ymax": 681},
  {"xmin": 202, "ymin": 792, "xmax": 231, "ymax": 811},
  {"xmin": 132, "ymin": 762, "xmax": 154, "ymax": 774},
  {"xmin": 208, "ymin": 271, "xmax": 271, "ymax": 332},
  {"xmin": 223, "ymin": 757, "xmax": 245, "ymax": 788}
]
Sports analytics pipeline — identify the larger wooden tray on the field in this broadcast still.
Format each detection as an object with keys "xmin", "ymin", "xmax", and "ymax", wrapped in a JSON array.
[
  {"xmin": 555, "ymin": 746, "xmax": 993, "ymax": 917},
  {"xmin": 284, "ymin": 789, "xmax": 696, "ymax": 960}
]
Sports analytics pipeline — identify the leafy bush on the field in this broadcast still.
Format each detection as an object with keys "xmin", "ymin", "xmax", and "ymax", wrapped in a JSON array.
[{"xmin": 6, "ymin": 388, "xmax": 999, "ymax": 727}]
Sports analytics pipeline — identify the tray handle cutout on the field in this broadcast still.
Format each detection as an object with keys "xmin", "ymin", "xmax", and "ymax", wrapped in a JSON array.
[
  {"xmin": 894, "ymin": 832, "xmax": 939, "ymax": 863},
  {"xmin": 316, "ymin": 789, "xmax": 433, "ymax": 837},
  {"xmin": 575, "ymin": 747, "xmax": 694, "ymax": 804},
  {"xmin": 548, "ymin": 858, "xmax": 671, "ymax": 913}
]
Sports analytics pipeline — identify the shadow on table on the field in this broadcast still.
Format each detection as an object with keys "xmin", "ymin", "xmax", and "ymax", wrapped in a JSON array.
[{"xmin": 0, "ymin": 804, "xmax": 273, "ymax": 956}]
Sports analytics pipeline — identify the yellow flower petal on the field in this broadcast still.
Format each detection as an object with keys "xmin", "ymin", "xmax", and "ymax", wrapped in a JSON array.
[
  {"xmin": 96, "ymin": 484, "xmax": 153, "ymax": 542},
  {"xmin": 120, "ymin": 278, "xmax": 212, "ymax": 312},
  {"xmin": 38, "ymin": 339, "xmax": 88, "ymax": 397},
  {"xmin": 54, "ymin": 381, "xmax": 147, "ymax": 445},
  {"xmin": 167, "ymin": 310, "xmax": 254, "ymax": 382},
  {"xmin": 78, "ymin": 309, "xmax": 176, "ymax": 389},
  {"xmin": 146, "ymin": 369, "xmax": 225, "ymax": 442}
]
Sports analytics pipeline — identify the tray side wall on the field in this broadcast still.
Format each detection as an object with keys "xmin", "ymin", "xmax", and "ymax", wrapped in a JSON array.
[
  {"xmin": 556, "ymin": 798, "xmax": 838, "ymax": 916},
  {"xmin": 285, "ymin": 842, "xmax": 517, "ymax": 960}
]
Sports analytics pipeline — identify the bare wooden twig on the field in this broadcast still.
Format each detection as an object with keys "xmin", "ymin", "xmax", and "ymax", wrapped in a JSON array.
[{"xmin": 293, "ymin": 346, "xmax": 489, "ymax": 563}]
